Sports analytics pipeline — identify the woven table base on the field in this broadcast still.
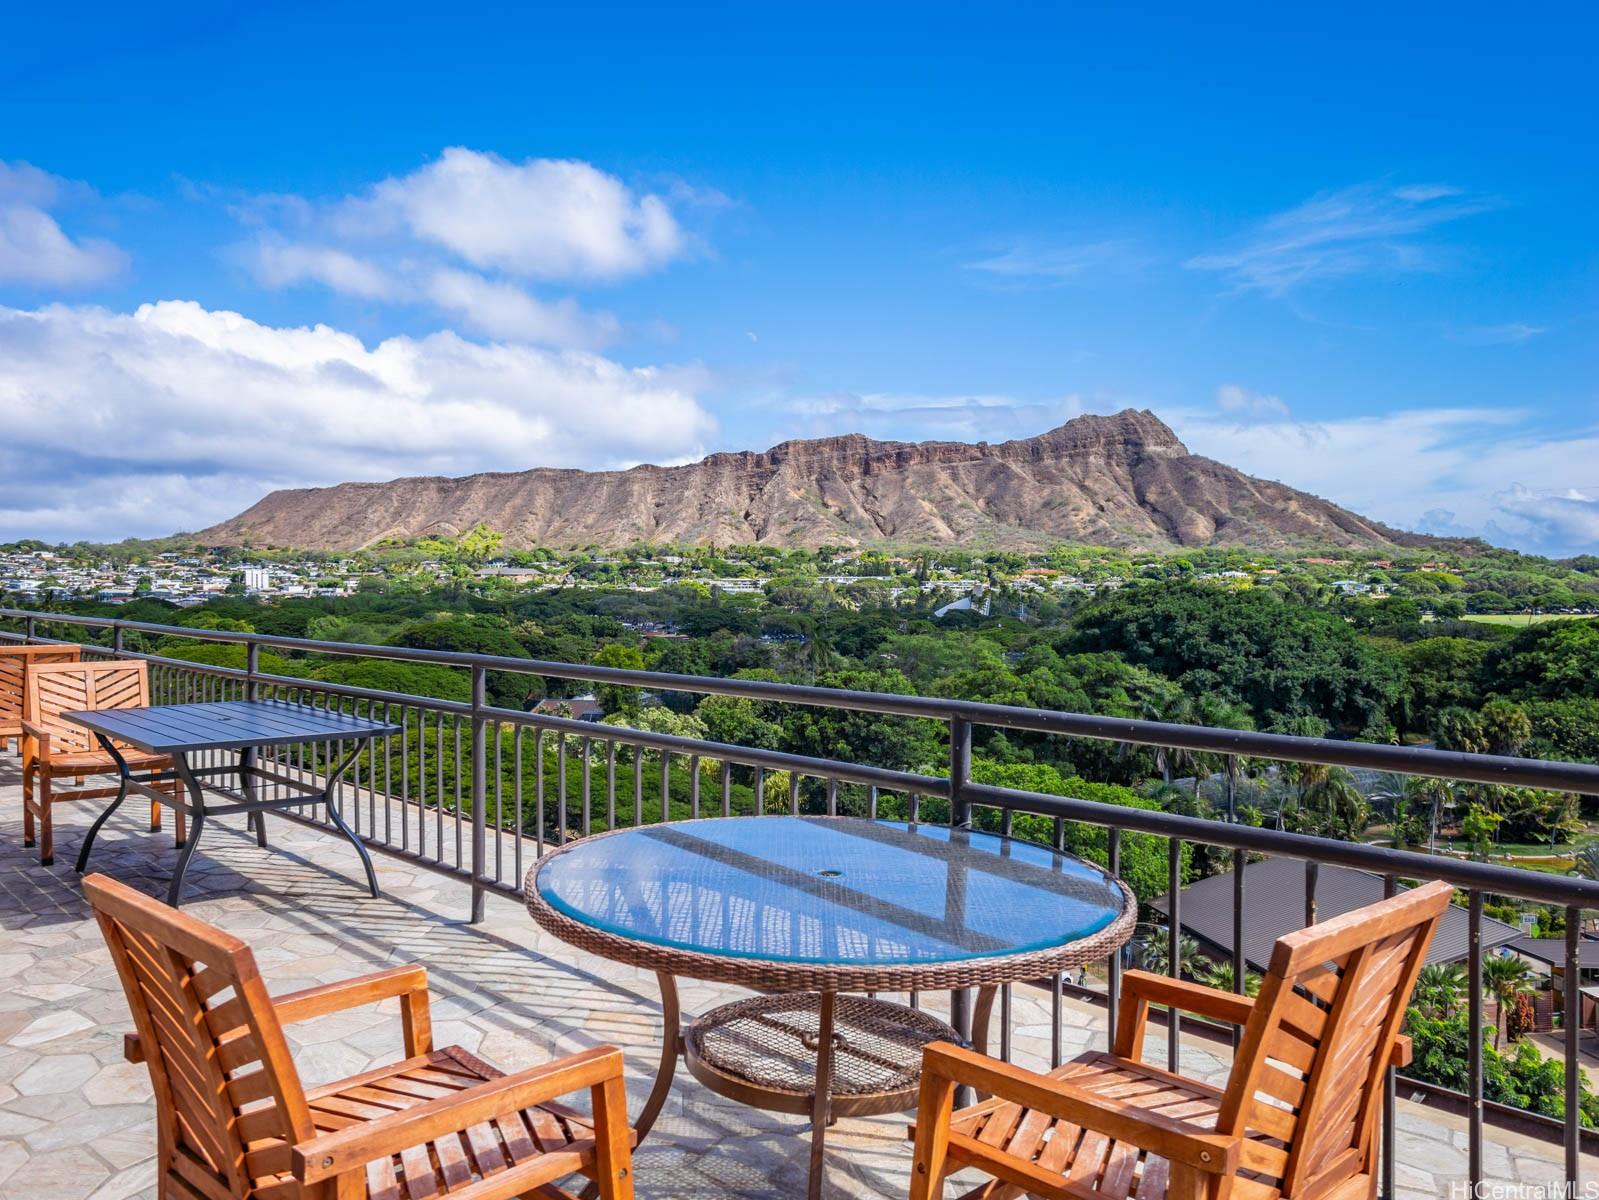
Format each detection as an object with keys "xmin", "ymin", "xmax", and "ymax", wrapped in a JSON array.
[{"xmin": 682, "ymin": 992, "xmax": 964, "ymax": 1118}]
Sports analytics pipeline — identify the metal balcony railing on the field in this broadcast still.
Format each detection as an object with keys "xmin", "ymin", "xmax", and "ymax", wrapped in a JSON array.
[{"xmin": 4, "ymin": 605, "xmax": 1598, "ymax": 1193}]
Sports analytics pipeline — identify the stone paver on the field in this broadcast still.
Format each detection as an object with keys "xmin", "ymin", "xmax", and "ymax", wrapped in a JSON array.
[{"xmin": 1, "ymin": 756, "xmax": 1593, "ymax": 1198}]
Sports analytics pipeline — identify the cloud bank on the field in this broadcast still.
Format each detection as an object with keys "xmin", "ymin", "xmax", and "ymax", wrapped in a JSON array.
[{"xmin": 0, "ymin": 300, "xmax": 715, "ymax": 542}]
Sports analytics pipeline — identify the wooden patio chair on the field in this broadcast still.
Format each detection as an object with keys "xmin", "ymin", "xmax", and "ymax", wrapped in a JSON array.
[
  {"xmin": 84, "ymin": 872, "xmax": 637, "ymax": 1200},
  {"xmin": 907, "ymin": 878, "xmax": 1454, "ymax": 1200},
  {"xmin": 21, "ymin": 659, "xmax": 181, "ymax": 866},
  {"xmin": 0, "ymin": 642, "xmax": 81, "ymax": 751}
]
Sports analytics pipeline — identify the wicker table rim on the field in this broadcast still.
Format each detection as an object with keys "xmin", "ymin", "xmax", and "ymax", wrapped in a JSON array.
[{"xmin": 521, "ymin": 820, "xmax": 1137, "ymax": 994}]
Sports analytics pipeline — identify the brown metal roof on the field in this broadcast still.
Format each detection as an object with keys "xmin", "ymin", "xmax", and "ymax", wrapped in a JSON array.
[
  {"xmin": 1153, "ymin": 858, "xmax": 1522, "ymax": 969},
  {"xmin": 1506, "ymin": 936, "xmax": 1599, "ymax": 970}
]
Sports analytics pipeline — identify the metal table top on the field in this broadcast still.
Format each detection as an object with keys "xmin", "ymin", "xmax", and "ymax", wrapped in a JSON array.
[{"xmin": 61, "ymin": 698, "xmax": 402, "ymax": 754}]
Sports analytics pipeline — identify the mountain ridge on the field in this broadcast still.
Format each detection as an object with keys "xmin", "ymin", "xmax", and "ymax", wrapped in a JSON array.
[{"xmin": 199, "ymin": 409, "xmax": 1445, "ymax": 552}]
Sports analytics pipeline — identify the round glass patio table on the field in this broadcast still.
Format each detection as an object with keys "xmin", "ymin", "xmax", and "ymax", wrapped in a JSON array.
[{"xmin": 525, "ymin": 816, "xmax": 1135, "ymax": 1199}]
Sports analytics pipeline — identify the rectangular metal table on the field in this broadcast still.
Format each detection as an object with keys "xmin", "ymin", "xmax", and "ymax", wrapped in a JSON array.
[{"xmin": 64, "ymin": 699, "xmax": 401, "ymax": 907}]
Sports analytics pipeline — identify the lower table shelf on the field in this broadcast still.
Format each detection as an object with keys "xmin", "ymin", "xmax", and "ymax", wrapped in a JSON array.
[{"xmin": 682, "ymin": 992, "xmax": 965, "ymax": 1118}]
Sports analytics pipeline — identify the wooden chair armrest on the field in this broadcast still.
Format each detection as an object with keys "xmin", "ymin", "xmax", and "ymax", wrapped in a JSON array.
[
  {"xmin": 292, "ymin": 1045, "xmax": 628, "ymax": 1186},
  {"xmin": 1122, "ymin": 969, "xmax": 1256, "ymax": 1026},
  {"xmin": 919, "ymin": 1042, "xmax": 1240, "ymax": 1176},
  {"xmin": 19, "ymin": 719, "xmax": 49, "ymax": 755},
  {"xmin": 1117, "ymin": 971, "xmax": 1409, "ymax": 1066},
  {"xmin": 272, "ymin": 964, "xmax": 432, "ymax": 1056},
  {"xmin": 125, "ymin": 965, "xmax": 433, "ymax": 1064}
]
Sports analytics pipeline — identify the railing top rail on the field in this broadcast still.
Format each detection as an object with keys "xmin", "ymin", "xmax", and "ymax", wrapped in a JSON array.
[
  {"xmin": 963, "ymin": 782, "xmax": 1599, "ymax": 909},
  {"xmin": 6, "ymin": 606, "xmax": 1599, "ymax": 795}
]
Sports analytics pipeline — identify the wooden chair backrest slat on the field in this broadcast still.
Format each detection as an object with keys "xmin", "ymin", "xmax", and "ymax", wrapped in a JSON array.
[
  {"xmin": 84, "ymin": 874, "xmax": 313, "ymax": 1199},
  {"xmin": 1217, "ymin": 879, "xmax": 1453, "ymax": 1198},
  {"xmin": 0, "ymin": 645, "xmax": 82, "ymax": 728},
  {"xmin": 25, "ymin": 659, "xmax": 151, "ymax": 753}
]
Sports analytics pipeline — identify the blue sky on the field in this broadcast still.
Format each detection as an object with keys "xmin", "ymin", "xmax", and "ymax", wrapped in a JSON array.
[{"xmin": 1, "ymin": 2, "xmax": 1595, "ymax": 552}]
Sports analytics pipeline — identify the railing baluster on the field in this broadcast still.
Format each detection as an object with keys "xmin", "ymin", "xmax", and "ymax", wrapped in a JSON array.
[
  {"xmin": 1381, "ymin": 872, "xmax": 1397, "ymax": 1200},
  {"xmin": 1050, "ymin": 970, "xmax": 1062, "ymax": 1068},
  {"xmin": 606, "ymin": 742, "xmax": 617, "ymax": 831},
  {"xmin": 825, "ymin": 778, "xmax": 837, "ymax": 816},
  {"xmin": 469, "ymin": 668, "xmax": 486, "ymax": 922},
  {"xmin": 1168, "ymin": 835, "xmax": 1182, "ymax": 1073},
  {"xmin": 1107, "ymin": 827, "xmax": 1121, "ymax": 1054},
  {"xmin": 661, "ymin": 750, "xmax": 672, "ymax": 822},
  {"xmin": 690, "ymin": 755, "xmax": 701, "ymax": 818},
  {"xmin": 534, "ymin": 728, "xmax": 546, "ymax": 855},
  {"xmin": 633, "ymin": 750, "xmax": 644, "ymax": 826},
  {"xmin": 1304, "ymin": 860, "xmax": 1318, "ymax": 926},
  {"xmin": 1468, "ymin": 890, "xmax": 1483, "ymax": 1188},
  {"xmin": 787, "ymin": 770, "xmax": 799, "ymax": 816},
  {"xmin": 720, "ymin": 761, "xmax": 732, "ymax": 816},
  {"xmin": 581, "ymin": 739, "xmax": 592, "ymax": 836},
  {"xmin": 1566, "ymin": 906, "xmax": 1581, "ymax": 1189},
  {"xmin": 753, "ymin": 766, "xmax": 764, "ymax": 816},
  {"xmin": 556, "ymin": 732, "xmax": 568, "ymax": 845},
  {"xmin": 999, "ymin": 984, "xmax": 1012, "ymax": 1062},
  {"xmin": 1232, "ymin": 847, "xmax": 1246, "ymax": 1051},
  {"xmin": 513, "ymin": 726, "xmax": 525, "ymax": 881}
]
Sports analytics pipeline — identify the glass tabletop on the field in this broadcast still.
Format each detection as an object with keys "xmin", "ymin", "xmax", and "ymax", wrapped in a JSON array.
[{"xmin": 534, "ymin": 816, "xmax": 1126, "ymax": 967}]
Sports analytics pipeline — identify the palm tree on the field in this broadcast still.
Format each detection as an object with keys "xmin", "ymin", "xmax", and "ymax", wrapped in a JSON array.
[
  {"xmin": 1300, "ymin": 768, "xmax": 1371, "ymax": 841},
  {"xmin": 1197, "ymin": 958, "xmax": 1263, "ymax": 997},
  {"xmin": 1412, "ymin": 962, "xmax": 1467, "ymax": 1019},
  {"xmin": 1572, "ymin": 845, "xmax": 1599, "ymax": 881},
  {"xmin": 1481, "ymin": 954, "xmax": 1535, "ymax": 1047}
]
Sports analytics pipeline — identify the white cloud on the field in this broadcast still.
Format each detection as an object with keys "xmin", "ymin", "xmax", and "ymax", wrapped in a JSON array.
[
  {"xmin": 0, "ymin": 160, "xmax": 127, "ymax": 287},
  {"xmin": 336, "ymin": 148, "xmax": 685, "ymax": 282},
  {"xmin": 1448, "ymin": 321, "xmax": 1546, "ymax": 346},
  {"xmin": 1494, "ymin": 485, "xmax": 1599, "ymax": 552},
  {"xmin": 964, "ymin": 238, "xmax": 1146, "ymax": 286},
  {"xmin": 780, "ymin": 391, "xmax": 1105, "ymax": 444},
  {"xmin": 426, "ymin": 268, "xmax": 619, "ymax": 348},
  {"xmin": 1186, "ymin": 182, "xmax": 1492, "ymax": 296},
  {"xmin": 0, "ymin": 300, "xmax": 715, "ymax": 542},
  {"xmin": 232, "ymin": 149, "xmax": 689, "ymax": 349},
  {"xmin": 1214, "ymin": 383, "xmax": 1289, "ymax": 419},
  {"xmin": 1166, "ymin": 405, "xmax": 1599, "ymax": 556},
  {"xmin": 247, "ymin": 238, "xmax": 399, "ymax": 300}
]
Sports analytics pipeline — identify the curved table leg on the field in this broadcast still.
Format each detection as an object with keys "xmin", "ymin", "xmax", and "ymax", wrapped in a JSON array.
[
  {"xmin": 971, "ymin": 984, "xmax": 998, "ymax": 1056},
  {"xmin": 167, "ymin": 754, "xmax": 207, "ymax": 908},
  {"xmin": 635, "ymin": 971, "xmax": 682, "ymax": 1139},
  {"xmin": 320, "ymin": 739, "xmax": 379, "ymax": 898},
  {"xmin": 582, "ymin": 971, "xmax": 680, "ymax": 1200},
  {"xmin": 75, "ymin": 734, "xmax": 130, "ymax": 873}
]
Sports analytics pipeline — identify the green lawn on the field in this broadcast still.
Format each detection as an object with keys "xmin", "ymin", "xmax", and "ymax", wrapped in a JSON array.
[{"xmin": 1462, "ymin": 612, "xmax": 1597, "ymax": 627}]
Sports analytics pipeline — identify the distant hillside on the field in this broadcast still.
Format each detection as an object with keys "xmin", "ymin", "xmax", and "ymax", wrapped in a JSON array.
[{"xmin": 200, "ymin": 409, "xmax": 1446, "ymax": 552}]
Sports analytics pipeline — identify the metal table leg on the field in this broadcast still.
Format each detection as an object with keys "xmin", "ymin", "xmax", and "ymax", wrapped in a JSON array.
[
  {"xmin": 807, "ymin": 990, "xmax": 838, "ymax": 1200},
  {"xmin": 167, "ymin": 753, "xmax": 207, "ymax": 907},
  {"xmin": 581, "ymin": 971, "xmax": 681, "ymax": 1200},
  {"xmin": 241, "ymin": 747, "xmax": 267, "ymax": 848},
  {"xmin": 636, "ymin": 971, "xmax": 683, "ymax": 1139},
  {"xmin": 74, "ymin": 736, "xmax": 132, "ymax": 873},
  {"xmin": 320, "ymin": 738, "xmax": 380, "ymax": 898}
]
